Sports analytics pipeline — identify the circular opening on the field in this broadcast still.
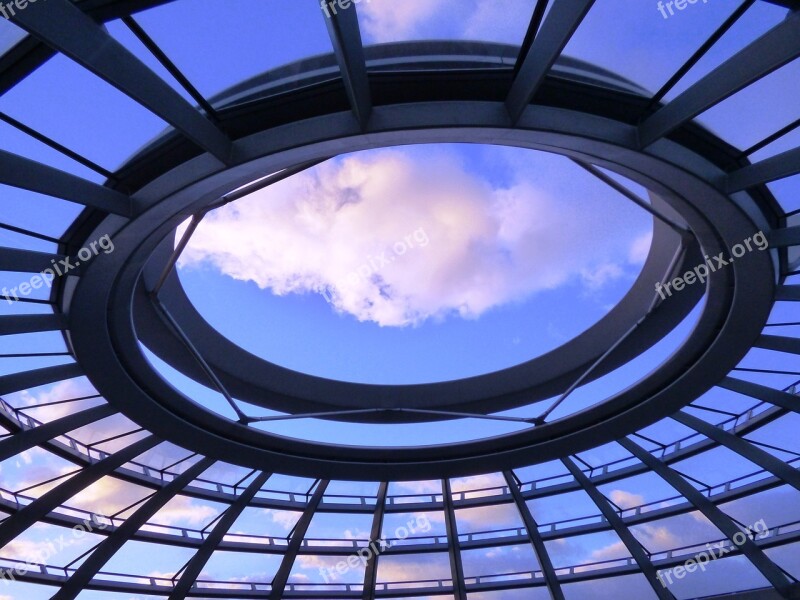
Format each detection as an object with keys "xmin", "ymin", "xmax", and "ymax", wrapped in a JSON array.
[{"xmin": 176, "ymin": 143, "xmax": 654, "ymax": 384}]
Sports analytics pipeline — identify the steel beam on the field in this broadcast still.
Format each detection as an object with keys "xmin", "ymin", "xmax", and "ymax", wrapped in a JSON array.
[
  {"xmin": 768, "ymin": 226, "xmax": 800, "ymax": 248},
  {"xmin": 443, "ymin": 478, "xmax": 467, "ymax": 600},
  {"xmin": 0, "ymin": 435, "xmax": 160, "ymax": 548},
  {"xmin": 673, "ymin": 411, "xmax": 800, "ymax": 491},
  {"xmin": 168, "ymin": 471, "xmax": 270, "ymax": 599},
  {"xmin": 0, "ymin": 150, "xmax": 131, "ymax": 215},
  {"xmin": 362, "ymin": 482, "xmax": 388, "ymax": 600},
  {"xmin": 562, "ymin": 457, "xmax": 675, "ymax": 599},
  {"xmin": 640, "ymin": 11, "xmax": 800, "ymax": 146},
  {"xmin": 503, "ymin": 471, "xmax": 565, "ymax": 600},
  {"xmin": 506, "ymin": 0, "xmax": 595, "ymax": 123},
  {"xmin": 0, "ymin": 314, "xmax": 66, "ymax": 336},
  {"xmin": 619, "ymin": 438, "xmax": 795, "ymax": 597},
  {"xmin": 321, "ymin": 0, "xmax": 371, "ymax": 128},
  {"xmin": 0, "ymin": 248, "xmax": 65, "ymax": 273},
  {"xmin": 0, "ymin": 404, "xmax": 116, "ymax": 462},
  {"xmin": 269, "ymin": 480, "xmax": 329, "ymax": 600},
  {"xmin": 726, "ymin": 146, "xmax": 800, "ymax": 192},
  {"xmin": 0, "ymin": 363, "xmax": 83, "ymax": 396},
  {"xmin": 755, "ymin": 334, "xmax": 800, "ymax": 355},
  {"xmin": 9, "ymin": 0, "xmax": 233, "ymax": 164},
  {"xmin": 52, "ymin": 456, "xmax": 215, "ymax": 600},
  {"xmin": 719, "ymin": 378, "xmax": 799, "ymax": 413},
  {"xmin": 776, "ymin": 286, "xmax": 800, "ymax": 302}
]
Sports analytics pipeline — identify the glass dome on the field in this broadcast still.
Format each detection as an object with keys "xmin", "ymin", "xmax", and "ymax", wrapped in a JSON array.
[{"xmin": 0, "ymin": 1, "xmax": 799, "ymax": 599}]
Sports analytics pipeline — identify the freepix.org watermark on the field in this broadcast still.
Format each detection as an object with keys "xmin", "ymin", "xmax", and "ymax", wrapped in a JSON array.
[
  {"xmin": 655, "ymin": 230, "xmax": 767, "ymax": 300},
  {"xmin": 2, "ymin": 233, "xmax": 114, "ymax": 304},
  {"xmin": 657, "ymin": 0, "xmax": 710, "ymax": 20},
  {"xmin": 319, "ymin": 514, "xmax": 431, "ymax": 583},
  {"xmin": 321, "ymin": 228, "xmax": 429, "ymax": 304},
  {"xmin": 1, "ymin": 515, "xmax": 109, "ymax": 585},
  {"xmin": 657, "ymin": 518, "xmax": 770, "ymax": 587},
  {"xmin": 0, "ymin": 0, "xmax": 46, "ymax": 20},
  {"xmin": 320, "ymin": 0, "xmax": 370, "ymax": 19}
]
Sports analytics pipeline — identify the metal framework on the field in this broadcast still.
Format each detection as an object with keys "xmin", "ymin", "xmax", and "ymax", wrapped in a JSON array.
[{"xmin": 0, "ymin": 0, "xmax": 798, "ymax": 598}]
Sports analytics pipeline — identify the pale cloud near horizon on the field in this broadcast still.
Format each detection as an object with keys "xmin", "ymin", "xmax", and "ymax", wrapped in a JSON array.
[
  {"xmin": 357, "ymin": 0, "xmax": 538, "ymax": 45},
  {"xmin": 179, "ymin": 148, "xmax": 649, "ymax": 328}
]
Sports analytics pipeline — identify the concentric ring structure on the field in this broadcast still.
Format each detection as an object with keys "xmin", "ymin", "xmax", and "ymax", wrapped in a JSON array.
[{"xmin": 1, "ymin": 1, "xmax": 800, "ymax": 599}]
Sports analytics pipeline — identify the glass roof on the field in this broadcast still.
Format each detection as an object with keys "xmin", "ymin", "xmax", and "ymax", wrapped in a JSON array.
[{"xmin": 0, "ymin": 1, "xmax": 799, "ymax": 599}]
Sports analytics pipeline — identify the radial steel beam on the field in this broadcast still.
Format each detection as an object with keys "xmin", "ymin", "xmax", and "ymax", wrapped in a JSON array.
[
  {"xmin": 503, "ymin": 471, "xmax": 565, "ymax": 600},
  {"xmin": 52, "ymin": 456, "xmax": 215, "ymax": 600},
  {"xmin": 320, "ymin": 0, "xmax": 371, "ymax": 128},
  {"xmin": 719, "ymin": 378, "xmax": 799, "ymax": 413},
  {"xmin": 672, "ymin": 411, "xmax": 800, "ymax": 491},
  {"xmin": 443, "ymin": 478, "xmax": 467, "ymax": 600},
  {"xmin": 562, "ymin": 457, "xmax": 674, "ymax": 599},
  {"xmin": 0, "ymin": 404, "xmax": 116, "ymax": 462},
  {"xmin": 776, "ymin": 286, "xmax": 800, "ymax": 302},
  {"xmin": 619, "ymin": 438, "xmax": 796, "ymax": 597},
  {"xmin": 169, "ymin": 471, "xmax": 270, "ymax": 599},
  {"xmin": 0, "ymin": 248, "xmax": 65, "ymax": 274},
  {"xmin": 269, "ymin": 480, "xmax": 329, "ymax": 600},
  {"xmin": 755, "ymin": 334, "xmax": 800, "ymax": 355},
  {"xmin": 0, "ymin": 150, "xmax": 131, "ymax": 215},
  {"xmin": 726, "ymin": 146, "xmax": 800, "ymax": 192},
  {"xmin": 362, "ymin": 482, "xmax": 388, "ymax": 600},
  {"xmin": 506, "ymin": 0, "xmax": 596, "ymax": 123},
  {"xmin": 9, "ymin": 0, "xmax": 233, "ymax": 164},
  {"xmin": 0, "ymin": 435, "xmax": 160, "ymax": 548},
  {"xmin": 0, "ymin": 363, "xmax": 83, "ymax": 396},
  {"xmin": 0, "ymin": 314, "xmax": 66, "ymax": 336},
  {"xmin": 640, "ymin": 10, "xmax": 800, "ymax": 146},
  {"xmin": 768, "ymin": 226, "xmax": 800, "ymax": 248}
]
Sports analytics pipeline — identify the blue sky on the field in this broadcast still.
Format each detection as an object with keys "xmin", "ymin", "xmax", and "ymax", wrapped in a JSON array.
[{"xmin": 1, "ymin": 1, "xmax": 800, "ymax": 598}]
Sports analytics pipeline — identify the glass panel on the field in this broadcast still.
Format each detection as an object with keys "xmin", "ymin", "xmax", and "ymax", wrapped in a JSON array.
[
  {"xmin": 562, "ymin": 573, "xmax": 658, "ymax": 600},
  {"xmin": 0, "ymin": 118, "xmax": 104, "ymax": 182},
  {"xmin": 461, "ymin": 544, "xmax": 539, "ymax": 578},
  {"xmin": 101, "ymin": 540, "xmax": 196, "ymax": 581},
  {"xmin": 697, "ymin": 58, "xmax": 800, "ymax": 151},
  {"xmin": 0, "ymin": 522, "xmax": 105, "ymax": 569},
  {"xmin": 767, "ymin": 173, "xmax": 800, "ymax": 213},
  {"xmin": 455, "ymin": 503, "xmax": 522, "ymax": 535},
  {"xmin": 749, "ymin": 123, "xmax": 800, "ymax": 163},
  {"xmin": 133, "ymin": 0, "xmax": 334, "ymax": 100},
  {"xmin": 201, "ymin": 549, "xmax": 282, "ymax": 584},
  {"xmin": 563, "ymin": 0, "xmax": 743, "ymax": 95},
  {"xmin": 375, "ymin": 551, "xmax": 451, "ymax": 584},
  {"xmin": 544, "ymin": 529, "xmax": 630, "ymax": 570},
  {"xmin": 663, "ymin": 1, "xmax": 789, "ymax": 101},
  {"xmin": 666, "ymin": 555, "xmax": 769, "ymax": 599},
  {"xmin": 470, "ymin": 590, "xmax": 550, "ymax": 600},
  {"xmin": 0, "ymin": 55, "xmax": 169, "ymax": 171},
  {"xmin": 105, "ymin": 19, "xmax": 197, "ymax": 106},
  {"xmin": 0, "ymin": 14, "xmax": 26, "ymax": 58},
  {"xmin": 0, "ymin": 185, "xmax": 82, "ymax": 238}
]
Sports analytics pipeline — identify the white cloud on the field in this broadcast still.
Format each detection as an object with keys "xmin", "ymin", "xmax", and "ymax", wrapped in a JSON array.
[
  {"xmin": 262, "ymin": 508, "xmax": 301, "ymax": 531},
  {"xmin": 580, "ymin": 262, "xmax": 624, "ymax": 291},
  {"xmin": 358, "ymin": 0, "xmax": 537, "ymax": 46},
  {"xmin": 628, "ymin": 231, "xmax": 653, "ymax": 264},
  {"xmin": 180, "ymin": 149, "xmax": 643, "ymax": 328},
  {"xmin": 10, "ymin": 378, "xmax": 98, "ymax": 423},
  {"xmin": 358, "ymin": 0, "xmax": 450, "ymax": 41},
  {"xmin": 608, "ymin": 489, "xmax": 645, "ymax": 510}
]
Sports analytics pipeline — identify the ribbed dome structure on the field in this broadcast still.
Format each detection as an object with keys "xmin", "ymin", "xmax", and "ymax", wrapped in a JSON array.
[{"xmin": 0, "ymin": 1, "xmax": 799, "ymax": 599}]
